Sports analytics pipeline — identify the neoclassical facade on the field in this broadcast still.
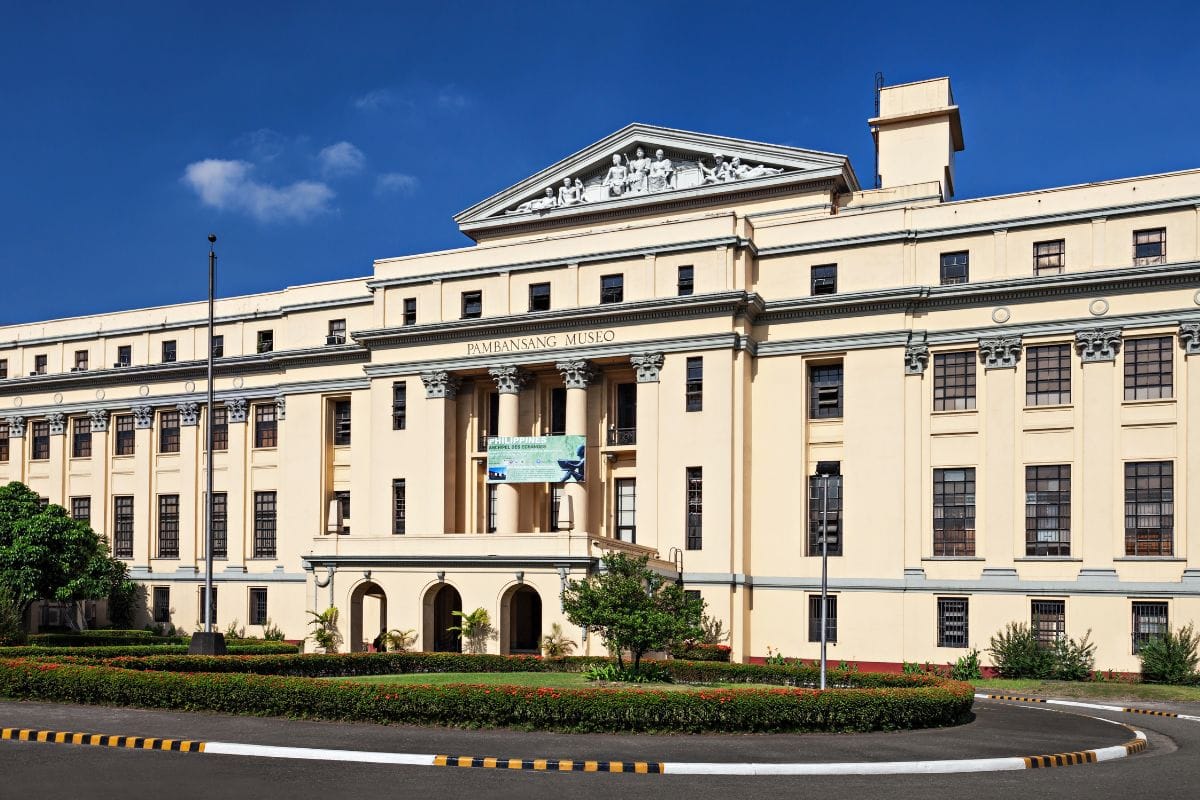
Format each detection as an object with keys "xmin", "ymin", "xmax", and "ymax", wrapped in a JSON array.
[{"xmin": 2, "ymin": 76, "xmax": 1198, "ymax": 668}]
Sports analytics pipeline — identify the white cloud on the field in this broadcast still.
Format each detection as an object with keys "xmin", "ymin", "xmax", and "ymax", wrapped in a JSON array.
[
  {"xmin": 436, "ymin": 87, "xmax": 470, "ymax": 110},
  {"xmin": 181, "ymin": 159, "xmax": 334, "ymax": 223},
  {"xmin": 318, "ymin": 141, "xmax": 366, "ymax": 178},
  {"xmin": 375, "ymin": 172, "xmax": 419, "ymax": 196},
  {"xmin": 352, "ymin": 89, "xmax": 399, "ymax": 111}
]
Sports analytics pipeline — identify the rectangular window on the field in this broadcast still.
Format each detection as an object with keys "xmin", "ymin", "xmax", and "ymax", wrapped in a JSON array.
[
  {"xmin": 933, "ymin": 467, "xmax": 976, "ymax": 557},
  {"xmin": 1132, "ymin": 601, "xmax": 1168, "ymax": 654},
  {"xmin": 1025, "ymin": 465, "xmax": 1071, "ymax": 556},
  {"xmin": 1031, "ymin": 599, "xmax": 1066, "ymax": 647},
  {"xmin": 253, "ymin": 491, "xmax": 277, "ymax": 558},
  {"xmin": 811, "ymin": 264, "xmax": 837, "ymax": 295},
  {"xmin": 211, "ymin": 335, "xmax": 224, "ymax": 358},
  {"xmin": 210, "ymin": 492, "xmax": 227, "ymax": 558},
  {"xmin": 31, "ymin": 421, "xmax": 49, "ymax": 460},
  {"xmin": 600, "ymin": 274, "xmax": 624, "ymax": 304},
  {"xmin": 116, "ymin": 345, "xmax": 132, "ymax": 367},
  {"xmin": 257, "ymin": 329, "xmax": 274, "ymax": 354},
  {"xmin": 208, "ymin": 406, "xmax": 228, "ymax": 451},
  {"xmin": 939, "ymin": 251, "xmax": 969, "ymax": 285},
  {"xmin": 610, "ymin": 382, "xmax": 637, "ymax": 445},
  {"xmin": 0, "ymin": 421, "xmax": 7, "ymax": 463},
  {"xmin": 72, "ymin": 417, "xmax": 92, "ymax": 458},
  {"xmin": 157, "ymin": 494, "xmax": 179, "ymax": 558},
  {"xmin": 334, "ymin": 490, "xmax": 350, "ymax": 535},
  {"xmin": 1124, "ymin": 461, "xmax": 1173, "ymax": 556},
  {"xmin": 113, "ymin": 496, "xmax": 134, "ymax": 557},
  {"xmin": 486, "ymin": 483, "xmax": 497, "ymax": 533},
  {"xmin": 615, "ymin": 478, "xmax": 636, "ymax": 543},
  {"xmin": 327, "ymin": 318, "xmax": 347, "ymax": 345},
  {"xmin": 403, "ymin": 297, "xmax": 417, "ymax": 326},
  {"xmin": 1124, "ymin": 336, "xmax": 1173, "ymax": 401},
  {"xmin": 1025, "ymin": 344, "xmax": 1072, "ymax": 406},
  {"xmin": 114, "ymin": 415, "xmax": 135, "ymax": 456},
  {"xmin": 391, "ymin": 383, "xmax": 407, "ymax": 430},
  {"xmin": 1133, "ymin": 228, "xmax": 1166, "ymax": 266},
  {"xmin": 528, "ymin": 282, "xmax": 551, "ymax": 312},
  {"xmin": 549, "ymin": 387, "xmax": 567, "ymax": 436},
  {"xmin": 461, "ymin": 290, "xmax": 483, "ymax": 319},
  {"xmin": 937, "ymin": 597, "xmax": 969, "ymax": 648},
  {"xmin": 677, "ymin": 265, "xmax": 694, "ymax": 296},
  {"xmin": 254, "ymin": 404, "xmax": 277, "ymax": 448},
  {"xmin": 162, "ymin": 340, "xmax": 177, "ymax": 363},
  {"xmin": 73, "ymin": 350, "xmax": 88, "ymax": 371},
  {"xmin": 153, "ymin": 586, "xmax": 170, "ymax": 624},
  {"xmin": 685, "ymin": 357, "xmax": 703, "ymax": 412},
  {"xmin": 159, "ymin": 411, "xmax": 180, "ymax": 454},
  {"xmin": 34, "ymin": 354, "xmax": 47, "ymax": 375},
  {"xmin": 686, "ymin": 467, "xmax": 703, "ymax": 550},
  {"xmin": 332, "ymin": 400, "xmax": 351, "ymax": 446},
  {"xmin": 807, "ymin": 471, "xmax": 843, "ymax": 556},
  {"xmin": 392, "ymin": 479, "xmax": 406, "ymax": 535},
  {"xmin": 1033, "ymin": 240, "xmax": 1065, "ymax": 276},
  {"xmin": 933, "ymin": 351, "xmax": 976, "ymax": 411},
  {"xmin": 549, "ymin": 484, "xmax": 562, "ymax": 531},
  {"xmin": 249, "ymin": 588, "xmax": 268, "ymax": 626},
  {"xmin": 0, "ymin": 358, "xmax": 7, "ymax": 379},
  {"xmin": 199, "ymin": 586, "xmax": 218, "ymax": 626},
  {"xmin": 808, "ymin": 363, "xmax": 844, "ymax": 419},
  {"xmin": 70, "ymin": 496, "xmax": 91, "ymax": 523},
  {"xmin": 807, "ymin": 595, "xmax": 838, "ymax": 642}
]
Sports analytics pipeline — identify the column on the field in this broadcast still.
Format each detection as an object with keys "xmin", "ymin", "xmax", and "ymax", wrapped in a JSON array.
[
  {"xmin": 1076, "ymin": 328, "xmax": 1122, "ymax": 570},
  {"xmin": 5, "ymin": 416, "xmax": 27, "ymax": 483},
  {"xmin": 488, "ymin": 365, "xmax": 528, "ymax": 534},
  {"xmin": 420, "ymin": 371, "xmax": 462, "ymax": 534},
  {"xmin": 131, "ymin": 405, "xmax": 154, "ymax": 569},
  {"xmin": 978, "ymin": 336, "xmax": 1022, "ymax": 568},
  {"xmin": 177, "ymin": 403, "xmax": 200, "ymax": 564},
  {"xmin": 225, "ymin": 398, "xmax": 248, "ymax": 570},
  {"xmin": 555, "ymin": 360, "xmax": 595, "ymax": 533},
  {"xmin": 46, "ymin": 412, "xmax": 66, "ymax": 504},
  {"xmin": 630, "ymin": 353, "xmax": 663, "ymax": 547},
  {"xmin": 88, "ymin": 410, "xmax": 110, "ymax": 538}
]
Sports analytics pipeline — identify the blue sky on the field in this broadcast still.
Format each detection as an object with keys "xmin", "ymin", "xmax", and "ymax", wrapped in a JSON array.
[{"xmin": 2, "ymin": 1, "xmax": 1197, "ymax": 325}]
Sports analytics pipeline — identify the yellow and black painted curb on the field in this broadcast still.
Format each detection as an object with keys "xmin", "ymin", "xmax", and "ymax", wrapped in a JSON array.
[
  {"xmin": 1022, "ymin": 737, "xmax": 1144, "ymax": 769},
  {"xmin": 985, "ymin": 694, "xmax": 1047, "ymax": 703},
  {"xmin": 1122, "ymin": 707, "xmax": 1178, "ymax": 718},
  {"xmin": 432, "ymin": 754, "xmax": 662, "ymax": 773},
  {"xmin": 1, "ymin": 727, "xmax": 204, "ymax": 752},
  {"xmin": 981, "ymin": 694, "xmax": 1180, "ymax": 719}
]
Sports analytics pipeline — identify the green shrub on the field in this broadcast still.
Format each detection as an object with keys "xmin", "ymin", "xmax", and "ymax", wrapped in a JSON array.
[
  {"xmin": 261, "ymin": 620, "xmax": 286, "ymax": 642},
  {"xmin": 539, "ymin": 623, "xmax": 576, "ymax": 658},
  {"xmin": 307, "ymin": 608, "xmax": 342, "ymax": 654},
  {"xmin": 1051, "ymin": 631, "xmax": 1097, "ymax": 681},
  {"xmin": 988, "ymin": 623, "xmax": 1054, "ymax": 678},
  {"xmin": 950, "ymin": 649, "xmax": 982, "ymax": 681},
  {"xmin": 583, "ymin": 661, "xmax": 672, "ymax": 684},
  {"xmin": 669, "ymin": 643, "xmax": 732, "ymax": 662},
  {"xmin": 0, "ymin": 590, "xmax": 25, "ymax": 646},
  {"xmin": 1139, "ymin": 624, "xmax": 1200, "ymax": 685},
  {"xmin": 27, "ymin": 630, "xmax": 168, "ymax": 647},
  {"xmin": 0, "ymin": 642, "xmax": 298, "ymax": 658}
]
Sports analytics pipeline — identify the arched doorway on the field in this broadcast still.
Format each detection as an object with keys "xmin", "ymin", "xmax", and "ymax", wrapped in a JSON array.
[
  {"xmin": 423, "ymin": 584, "xmax": 462, "ymax": 652},
  {"xmin": 349, "ymin": 581, "xmax": 387, "ymax": 653},
  {"xmin": 501, "ymin": 584, "xmax": 542, "ymax": 655}
]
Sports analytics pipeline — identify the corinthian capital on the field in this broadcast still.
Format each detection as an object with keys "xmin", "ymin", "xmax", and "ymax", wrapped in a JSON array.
[
  {"xmin": 1075, "ymin": 327, "xmax": 1122, "ymax": 363},
  {"xmin": 555, "ymin": 359, "xmax": 595, "ymax": 390},
  {"xmin": 978, "ymin": 335, "xmax": 1022, "ymax": 370},
  {"xmin": 630, "ymin": 352, "xmax": 664, "ymax": 383},
  {"xmin": 488, "ymin": 365, "xmax": 530, "ymax": 395},
  {"xmin": 421, "ymin": 370, "xmax": 462, "ymax": 399}
]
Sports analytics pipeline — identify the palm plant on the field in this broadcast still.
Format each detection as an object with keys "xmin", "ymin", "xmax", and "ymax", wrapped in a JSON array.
[
  {"xmin": 306, "ymin": 607, "xmax": 343, "ymax": 654},
  {"xmin": 540, "ymin": 622, "xmax": 576, "ymax": 657},
  {"xmin": 447, "ymin": 607, "xmax": 493, "ymax": 654}
]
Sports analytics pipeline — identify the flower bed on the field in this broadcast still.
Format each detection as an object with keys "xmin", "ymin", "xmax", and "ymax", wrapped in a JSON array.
[{"xmin": 0, "ymin": 643, "xmax": 299, "ymax": 658}]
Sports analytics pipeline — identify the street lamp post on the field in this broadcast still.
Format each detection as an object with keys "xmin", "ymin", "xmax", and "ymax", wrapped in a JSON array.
[{"xmin": 814, "ymin": 460, "xmax": 839, "ymax": 690}]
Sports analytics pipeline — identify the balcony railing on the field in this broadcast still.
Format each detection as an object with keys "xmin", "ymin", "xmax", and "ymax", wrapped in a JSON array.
[
  {"xmin": 606, "ymin": 426, "xmax": 637, "ymax": 446},
  {"xmin": 477, "ymin": 433, "xmax": 498, "ymax": 452}
]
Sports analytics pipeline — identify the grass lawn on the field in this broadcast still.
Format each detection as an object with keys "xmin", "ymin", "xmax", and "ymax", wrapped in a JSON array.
[
  {"xmin": 974, "ymin": 678, "xmax": 1200, "ymax": 703},
  {"xmin": 330, "ymin": 672, "xmax": 781, "ymax": 691}
]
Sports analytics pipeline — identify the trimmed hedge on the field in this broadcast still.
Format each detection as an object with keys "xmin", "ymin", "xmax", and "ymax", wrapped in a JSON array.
[
  {"xmin": 0, "ymin": 657, "xmax": 973, "ymax": 734},
  {"xmin": 0, "ymin": 643, "xmax": 299, "ymax": 658},
  {"xmin": 28, "ymin": 631, "xmax": 166, "ymax": 647},
  {"xmin": 669, "ymin": 643, "xmax": 732, "ymax": 662}
]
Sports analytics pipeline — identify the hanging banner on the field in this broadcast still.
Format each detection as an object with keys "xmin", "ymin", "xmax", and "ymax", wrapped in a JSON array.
[{"xmin": 486, "ymin": 435, "xmax": 586, "ymax": 484}]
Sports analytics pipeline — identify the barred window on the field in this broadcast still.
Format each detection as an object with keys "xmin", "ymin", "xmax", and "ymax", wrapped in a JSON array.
[
  {"xmin": 211, "ymin": 406, "xmax": 228, "ymax": 451},
  {"xmin": 159, "ymin": 411, "xmax": 180, "ymax": 454},
  {"xmin": 253, "ymin": 491, "xmax": 277, "ymax": 558},
  {"xmin": 332, "ymin": 400, "xmax": 351, "ymax": 446},
  {"xmin": 1124, "ymin": 461, "xmax": 1173, "ymax": 556},
  {"xmin": 808, "ymin": 363, "xmax": 843, "ymax": 419},
  {"xmin": 685, "ymin": 357, "xmax": 703, "ymax": 412},
  {"xmin": 31, "ymin": 421, "xmax": 50, "ymax": 460},
  {"xmin": 686, "ymin": 467, "xmax": 703, "ymax": 550},
  {"xmin": 249, "ymin": 588, "xmax": 268, "ymax": 626},
  {"xmin": 528, "ymin": 282, "xmax": 551, "ymax": 312},
  {"xmin": 677, "ymin": 265, "xmax": 694, "ymax": 296},
  {"xmin": 403, "ymin": 297, "xmax": 417, "ymax": 326},
  {"xmin": 1133, "ymin": 228, "xmax": 1166, "ymax": 266},
  {"xmin": 807, "ymin": 595, "xmax": 837, "ymax": 642},
  {"xmin": 70, "ymin": 496, "xmax": 91, "ymax": 523},
  {"xmin": 393, "ymin": 479, "xmax": 406, "ymax": 535},
  {"xmin": 933, "ymin": 468, "xmax": 976, "ymax": 557},
  {"xmin": 600, "ymin": 274, "xmax": 624, "ymax": 304},
  {"xmin": 0, "ymin": 421, "xmax": 7, "ymax": 463},
  {"xmin": 392, "ymin": 382, "xmax": 407, "ymax": 430},
  {"xmin": 198, "ymin": 586, "xmax": 218, "ymax": 626},
  {"xmin": 153, "ymin": 586, "xmax": 170, "ymax": 624},
  {"xmin": 1033, "ymin": 240, "xmax": 1065, "ymax": 276},
  {"xmin": 1025, "ymin": 344, "xmax": 1072, "ymax": 406},
  {"xmin": 811, "ymin": 264, "xmax": 837, "ymax": 295},
  {"xmin": 114, "ymin": 415, "xmax": 135, "ymax": 456},
  {"xmin": 937, "ymin": 597, "xmax": 969, "ymax": 648},
  {"xmin": 210, "ymin": 492, "xmax": 227, "ymax": 558},
  {"xmin": 1025, "ymin": 465, "xmax": 1071, "ymax": 556},
  {"xmin": 807, "ymin": 472, "xmax": 843, "ymax": 556},
  {"xmin": 939, "ymin": 251, "xmax": 969, "ymax": 285},
  {"xmin": 157, "ymin": 494, "xmax": 179, "ymax": 558},
  {"xmin": 1132, "ymin": 601, "xmax": 1168, "ymax": 654},
  {"xmin": 254, "ymin": 404, "xmax": 277, "ymax": 448},
  {"xmin": 1124, "ymin": 336, "xmax": 1173, "ymax": 401},
  {"xmin": 461, "ymin": 290, "xmax": 482, "ymax": 319},
  {"xmin": 615, "ymin": 478, "xmax": 636, "ymax": 543},
  {"xmin": 1031, "ymin": 599, "xmax": 1066, "ymax": 647},
  {"xmin": 72, "ymin": 417, "xmax": 92, "ymax": 458},
  {"xmin": 933, "ymin": 351, "xmax": 976, "ymax": 411},
  {"xmin": 113, "ymin": 496, "xmax": 134, "ymax": 558}
]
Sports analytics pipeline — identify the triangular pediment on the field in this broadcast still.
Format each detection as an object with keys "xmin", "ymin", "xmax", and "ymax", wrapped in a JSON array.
[{"xmin": 455, "ymin": 124, "xmax": 859, "ymax": 238}]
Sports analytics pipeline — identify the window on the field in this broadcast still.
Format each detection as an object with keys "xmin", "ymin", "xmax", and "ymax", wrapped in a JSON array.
[
  {"xmin": 34, "ymin": 354, "xmax": 47, "ymax": 375},
  {"xmin": 211, "ymin": 406, "xmax": 228, "ymax": 451},
  {"xmin": 332, "ymin": 400, "xmax": 351, "ymax": 446},
  {"xmin": 116, "ymin": 345, "xmax": 132, "ymax": 367},
  {"xmin": 72, "ymin": 417, "xmax": 92, "ymax": 458},
  {"xmin": 73, "ymin": 350, "xmax": 88, "ymax": 371},
  {"xmin": 807, "ymin": 471, "xmax": 843, "ymax": 556},
  {"xmin": 327, "ymin": 319, "xmax": 346, "ymax": 345},
  {"xmin": 211, "ymin": 335, "xmax": 224, "ymax": 358},
  {"xmin": 198, "ymin": 586, "xmax": 218, "ymax": 626},
  {"xmin": 253, "ymin": 491, "xmax": 277, "ymax": 558},
  {"xmin": 549, "ymin": 387, "xmax": 567, "ymax": 436},
  {"xmin": 609, "ymin": 383, "xmax": 636, "ymax": 445},
  {"xmin": 486, "ymin": 483, "xmax": 497, "ymax": 533},
  {"xmin": 549, "ymin": 484, "xmax": 562, "ymax": 531},
  {"xmin": 528, "ymin": 282, "xmax": 551, "ymax": 312},
  {"xmin": 937, "ymin": 597, "xmax": 969, "ymax": 648},
  {"xmin": 153, "ymin": 587, "xmax": 170, "ymax": 624},
  {"xmin": 807, "ymin": 595, "xmax": 837, "ymax": 642},
  {"xmin": 1025, "ymin": 465, "xmax": 1071, "ymax": 556},
  {"xmin": 1124, "ymin": 336, "xmax": 1173, "ymax": 401},
  {"xmin": 1031, "ymin": 600, "xmax": 1066, "ymax": 647},
  {"xmin": 162, "ymin": 340, "xmax": 177, "ymax": 363},
  {"xmin": 808, "ymin": 363, "xmax": 844, "ymax": 419},
  {"xmin": 157, "ymin": 494, "xmax": 179, "ymax": 558},
  {"xmin": 70, "ymin": 496, "xmax": 91, "ymax": 523},
  {"xmin": 933, "ymin": 351, "xmax": 976, "ymax": 411},
  {"xmin": 1033, "ymin": 240, "xmax": 1065, "ymax": 276},
  {"xmin": 256, "ymin": 329, "xmax": 274, "ymax": 354},
  {"xmin": 939, "ymin": 251, "xmax": 969, "ymax": 285},
  {"xmin": 403, "ymin": 297, "xmax": 417, "ymax": 326},
  {"xmin": 461, "ymin": 290, "xmax": 482, "ymax": 319},
  {"xmin": 615, "ymin": 478, "xmax": 636, "ymax": 543},
  {"xmin": 1132, "ymin": 601, "xmax": 1168, "ymax": 654},
  {"xmin": 0, "ymin": 421, "xmax": 8, "ymax": 462},
  {"xmin": 249, "ymin": 588, "xmax": 268, "ymax": 626},
  {"xmin": 113, "ymin": 496, "xmax": 134, "ymax": 558},
  {"xmin": 114, "ymin": 414, "xmax": 134, "ymax": 456},
  {"xmin": 677, "ymin": 265, "xmax": 694, "ymax": 296},
  {"xmin": 1124, "ymin": 461, "xmax": 1173, "ymax": 556},
  {"xmin": 254, "ymin": 404, "xmax": 277, "ymax": 448},
  {"xmin": 159, "ymin": 410, "xmax": 180, "ymax": 454},
  {"xmin": 1133, "ymin": 228, "xmax": 1166, "ymax": 266},
  {"xmin": 933, "ymin": 468, "xmax": 976, "ymax": 557},
  {"xmin": 392, "ymin": 479, "xmax": 406, "ymax": 535},
  {"xmin": 686, "ymin": 467, "xmax": 703, "ymax": 550},
  {"xmin": 600, "ymin": 274, "xmax": 624, "ymax": 304},
  {"xmin": 685, "ymin": 357, "xmax": 703, "ymax": 412},
  {"xmin": 391, "ymin": 383, "xmax": 407, "ymax": 430},
  {"xmin": 210, "ymin": 492, "xmax": 227, "ymax": 558},
  {"xmin": 811, "ymin": 264, "xmax": 837, "ymax": 295},
  {"xmin": 1025, "ymin": 344, "xmax": 1071, "ymax": 406},
  {"xmin": 334, "ymin": 490, "xmax": 350, "ymax": 535},
  {"xmin": 31, "ymin": 421, "xmax": 49, "ymax": 460},
  {"xmin": 0, "ymin": 358, "xmax": 7, "ymax": 379}
]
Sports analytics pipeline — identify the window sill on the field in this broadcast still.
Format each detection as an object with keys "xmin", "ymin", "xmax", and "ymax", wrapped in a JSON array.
[
  {"xmin": 1014, "ymin": 557, "xmax": 1082, "ymax": 562},
  {"xmin": 1113, "ymin": 556, "xmax": 1184, "ymax": 562},
  {"xmin": 1121, "ymin": 398, "xmax": 1175, "ymax": 408},
  {"xmin": 1022, "ymin": 403, "xmax": 1073, "ymax": 411},
  {"xmin": 930, "ymin": 408, "xmax": 978, "ymax": 417},
  {"xmin": 922, "ymin": 556, "xmax": 985, "ymax": 561}
]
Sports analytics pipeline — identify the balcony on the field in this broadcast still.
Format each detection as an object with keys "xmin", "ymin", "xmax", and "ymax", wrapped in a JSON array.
[{"xmin": 606, "ymin": 425, "xmax": 637, "ymax": 446}]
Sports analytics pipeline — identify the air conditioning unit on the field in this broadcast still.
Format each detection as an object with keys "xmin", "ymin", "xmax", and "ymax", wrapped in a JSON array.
[
  {"xmin": 325, "ymin": 334, "xmax": 346, "ymax": 346},
  {"xmin": 29, "ymin": 371, "xmax": 39, "ymax": 376},
  {"xmin": 113, "ymin": 361, "xmax": 130, "ymax": 368}
]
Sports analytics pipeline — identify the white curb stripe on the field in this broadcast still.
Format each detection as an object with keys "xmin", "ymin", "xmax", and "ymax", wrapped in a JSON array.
[
  {"xmin": 203, "ymin": 741, "xmax": 435, "ymax": 766},
  {"xmin": 662, "ymin": 757, "xmax": 1029, "ymax": 775},
  {"xmin": 974, "ymin": 693, "xmax": 1200, "ymax": 722}
]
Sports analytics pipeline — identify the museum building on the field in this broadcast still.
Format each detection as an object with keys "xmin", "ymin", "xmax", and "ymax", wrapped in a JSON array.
[{"xmin": 1, "ymin": 76, "xmax": 1198, "ymax": 669}]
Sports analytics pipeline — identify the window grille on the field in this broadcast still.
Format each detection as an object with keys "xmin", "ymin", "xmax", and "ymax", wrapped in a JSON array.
[
  {"xmin": 686, "ymin": 467, "xmax": 703, "ymax": 550},
  {"xmin": 1033, "ymin": 240, "xmax": 1065, "ymax": 276},
  {"xmin": 1124, "ymin": 336, "xmax": 1173, "ymax": 401},
  {"xmin": 933, "ymin": 468, "xmax": 976, "ymax": 556},
  {"xmin": 938, "ymin": 597, "xmax": 969, "ymax": 648},
  {"xmin": 1124, "ymin": 461, "xmax": 1173, "ymax": 556},
  {"xmin": 1025, "ymin": 465, "xmax": 1071, "ymax": 556},
  {"xmin": 808, "ymin": 363, "xmax": 844, "ymax": 419},
  {"xmin": 933, "ymin": 351, "xmax": 976, "ymax": 411},
  {"xmin": 1025, "ymin": 344, "xmax": 1072, "ymax": 406}
]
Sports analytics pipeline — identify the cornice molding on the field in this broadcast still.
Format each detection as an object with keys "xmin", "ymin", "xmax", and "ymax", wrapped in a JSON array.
[{"xmin": 682, "ymin": 572, "xmax": 1200, "ymax": 597}]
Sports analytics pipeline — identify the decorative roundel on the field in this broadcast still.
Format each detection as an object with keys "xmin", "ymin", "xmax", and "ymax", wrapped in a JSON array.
[
  {"xmin": 1089, "ymin": 299, "xmax": 1110, "ymax": 316},
  {"xmin": 12, "ymin": 397, "xmax": 22, "ymax": 408},
  {"xmin": 991, "ymin": 306, "xmax": 1011, "ymax": 324},
  {"xmin": 53, "ymin": 393, "xmax": 64, "ymax": 405},
  {"xmin": 184, "ymin": 380, "xmax": 196, "ymax": 393},
  {"xmin": 232, "ymin": 377, "xmax": 245, "ymax": 389},
  {"xmin": 1194, "ymin": 289, "xmax": 1200, "ymax": 306},
  {"xmin": 138, "ymin": 385, "xmax": 150, "ymax": 397},
  {"xmin": 95, "ymin": 389, "xmax": 105, "ymax": 400}
]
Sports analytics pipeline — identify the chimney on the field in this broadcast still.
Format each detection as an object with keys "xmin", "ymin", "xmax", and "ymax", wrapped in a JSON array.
[{"xmin": 869, "ymin": 77, "xmax": 965, "ymax": 198}]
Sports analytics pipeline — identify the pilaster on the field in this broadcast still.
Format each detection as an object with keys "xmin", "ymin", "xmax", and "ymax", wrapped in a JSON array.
[
  {"xmin": 225, "ymin": 399, "xmax": 248, "ymax": 569},
  {"xmin": 420, "ymin": 371, "xmax": 461, "ymax": 534},
  {"xmin": 1078, "ymin": 343, "xmax": 1117, "ymax": 568},
  {"xmin": 5, "ymin": 416, "xmax": 27, "ymax": 484},
  {"xmin": 46, "ymin": 412, "xmax": 66, "ymax": 504},
  {"xmin": 179, "ymin": 405, "xmax": 199, "ymax": 564},
  {"xmin": 631, "ymin": 352, "xmax": 663, "ymax": 549},
  {"xmin": 132, "ymin": 409, "xmax": 153, "ymax": 570},
  {"xmin": 88, "ymin": 410, "xmax": 110, "ymax": 540}
]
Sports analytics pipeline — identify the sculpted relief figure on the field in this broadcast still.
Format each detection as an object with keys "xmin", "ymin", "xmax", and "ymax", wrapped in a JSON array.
[
  {"xmin": 558, "ymin": 177, "xmax": 586, "ymax": 206},
  {"xmin": 697, "ymin": 153, "xmax": 732, "ymax": 184},
  {"xmin": 625, "ymin": 146, "xmax": 651, "ymax": 194},
  {"xmin": 602, "ymin": 154, "xmax": 629, "ymax": 197},
  {"xmin": 730, "ymin": 156, "xmax": 784, "ymax": 180},
  {"xmin": 506, "ymin": 186, "xmax": 558, "ymax": 215},
  {"xmin": 647, "ymin": 148, "xmax": 674, "ymax": 192}
]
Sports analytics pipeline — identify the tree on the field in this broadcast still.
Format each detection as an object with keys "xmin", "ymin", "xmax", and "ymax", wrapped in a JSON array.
[
  {"xmin": 0, "ymin": 482, "xmax": 133, "ymax": 629},
  {"xmin": 562, "ymin": 553, "xmax": 704, "ymax": 672},
  {"xmin": 447, "ymin": 607, "xmax": 493, "ymax": 654}
]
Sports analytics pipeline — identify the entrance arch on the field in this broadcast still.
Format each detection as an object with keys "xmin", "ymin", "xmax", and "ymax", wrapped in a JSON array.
[
  {"xmin": 423, "ymin": 583, "xmax": 462, "ymax": 652},
  {"xmin": 349, "ymin": 581, "xmax": 387, "ymax": 653},
  {"xmin": 501, "ymin": 584, "xmax": 542, "ymax": 655}
]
